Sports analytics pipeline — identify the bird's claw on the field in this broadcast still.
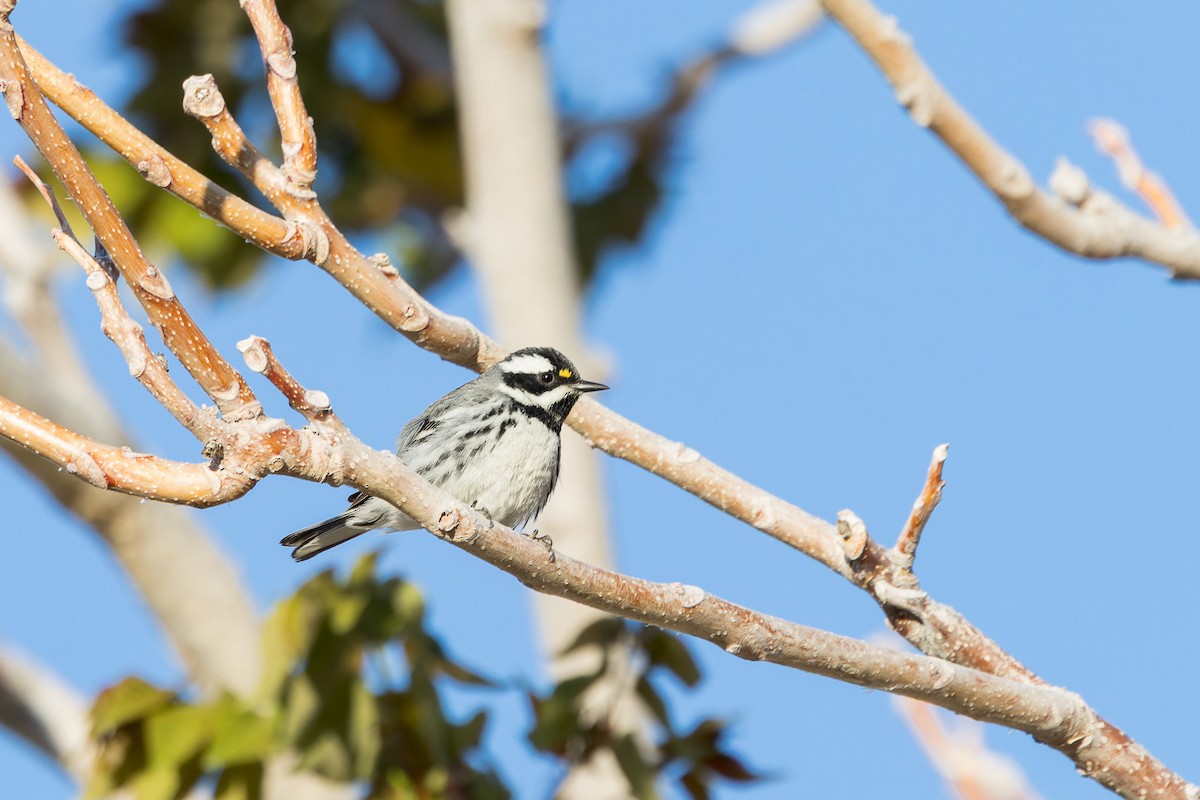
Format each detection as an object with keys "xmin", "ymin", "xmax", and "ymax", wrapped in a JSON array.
[
  {"xmin": 530, "ymin": 529, "xmax": 556, "ymax": 563},
  {"xmin": 470, "ymin": 501, "xmax": 495, "ymax": 531}
]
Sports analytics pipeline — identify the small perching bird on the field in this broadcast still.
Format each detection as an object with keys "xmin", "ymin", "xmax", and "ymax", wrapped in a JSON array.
[{"xmin": 281, "ymin": 347, "xmax": 608, "ymax": 561}]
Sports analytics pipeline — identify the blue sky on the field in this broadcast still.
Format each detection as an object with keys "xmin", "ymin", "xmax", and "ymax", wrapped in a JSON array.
[{"xmin": 3, "ymin": 2, "xmax": 1199, "ymax": 798}]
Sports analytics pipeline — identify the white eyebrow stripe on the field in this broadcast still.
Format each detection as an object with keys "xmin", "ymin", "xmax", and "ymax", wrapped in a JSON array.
[{"xmin": 500, "ymin": 353, "xmax": 556, "ymax": 375}]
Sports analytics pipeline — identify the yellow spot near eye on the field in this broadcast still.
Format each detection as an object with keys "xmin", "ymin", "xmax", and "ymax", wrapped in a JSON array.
[{"xmin": 559, "ymin": 368, "xmax": 573, "ymax": 379}]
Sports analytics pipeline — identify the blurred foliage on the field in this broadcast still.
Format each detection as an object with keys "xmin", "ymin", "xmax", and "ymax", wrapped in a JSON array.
[
  {"xmin": 85, "ymin": 554, "xmax": 756, "ymax": 799},
  {"xmin": 62, "ymin": 0, "xmax": 700, "ymax": 291},
  {"xmin": 530, "ymin": 617, "xmax": 760, "ymax": 800}
]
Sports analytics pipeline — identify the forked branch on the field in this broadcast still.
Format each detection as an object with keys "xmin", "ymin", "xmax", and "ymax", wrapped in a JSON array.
[{"xmin": 818, "ymin": 0, "xmax": 1200, "ymax": 278}]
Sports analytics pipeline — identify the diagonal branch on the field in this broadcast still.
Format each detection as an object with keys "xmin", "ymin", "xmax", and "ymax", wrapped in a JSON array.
[
  {"xmin": 893, "ymin": 443, "xmax": 947, "ymax": 573},
  {"xmin": 817, "ymin": 0, "xmax": 1200, "ymax": 279},
  {"xmin": 0, "ymin": 18, "xmax": 260, "ymax": 420},
  {"xmin": 4, "ymin": 337, "xmax": 1189, "ymax": 800},
  {"xmin": 16, "ymin": 36, "xmax": 311, "ymax": 260},
  {"xmin": 1089, "ymin": 118, "xmax": 1191, "ymax": 230},
  {"xmin": 0, "ymin": 645, "xmax": 95, "ymax": 782},
  {"xmin": 241, "ymin": 0, "xmax": 318, "ymax": 195},
  {"xmin": 14, "ymin": 156, "xmax": 211, "ymax": 438}
]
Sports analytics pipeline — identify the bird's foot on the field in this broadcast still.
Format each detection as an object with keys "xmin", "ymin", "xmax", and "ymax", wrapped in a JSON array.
[
  {"xmin": 529, "ymin": 529, "xmax": 556, "ymax": 563},
  {"xmin": 470, "ymin": 501, "xmax": 495, "ymax": 531}
]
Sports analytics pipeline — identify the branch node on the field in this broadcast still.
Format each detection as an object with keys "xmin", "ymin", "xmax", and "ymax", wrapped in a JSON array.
[
  {"xmin": 0, "ymin": 76, "xmax": 21, "ymax": 118},
  {"xmin": 84, "ymin": 270, "xmax": 108, "ymax": 291},
  {"xmin": 237, "ymin": 337, "xmax": 269, "ymax": 374},
  {"xmin": 369, "ymin": 252, "xmax": 399, "ymax": 277},
  {"xmin": 672, "ymin": 442, "xmax": 701, "ymax": 464},
  {"xmin": 670, "ymin": 582, "xmax": 707, "ymax": 609},
  {"xmin": 297, "ymin": 220, "xmax": 330, "ymax": 264},
  {"xmin": 265, "ymin": 50, "xmax": 297, "ymax": 80},
  {"xmin": 927, "ymin": 659, "xmax": 955, "ymax": 690},
  {"xmin": 136, "ymin": 154, "xmax": 172, "ymax": 188},
  {"xmin": 181, "ymin": 74, "xmax": 225, "ymax": 118},
  {"xmin": 136, "ymin": 264, "xmax": 175, "ymax": 300},
  {"xmin": 302, "ymin": 389, "xmax": 330, "ymax": 412},
  {"xmin": 1050, "ymin": 158, "xmax": 1091, "ymax": 207},
  {"xmin": 211, "ymin": 381, "xmax": 242, "ymax": 403},
  {"xmin": 397, "ymin": 302, "xmax": 430, "ymax": 333},
  {"xmin": 836, "ymin": 509, "xmax": 868, "ymax": 561},
  {"xmin": 437, "ymin": 507, "xmax": 464, "ymax": 536},
  {"xmin": 67, "ymin": 450, "xmax": 107, "ymax": 488}
]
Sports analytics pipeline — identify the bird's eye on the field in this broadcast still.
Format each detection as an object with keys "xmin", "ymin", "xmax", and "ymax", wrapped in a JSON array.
[{"xmin": 538, "ymin": 371, "xmax": 554, "ymax": 384}]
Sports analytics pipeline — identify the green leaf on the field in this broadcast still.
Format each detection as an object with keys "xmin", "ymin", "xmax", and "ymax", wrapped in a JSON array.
[
  {"xmin": 641, "ymin": 628, "xmax": 701, "ymax": 687},
  {"xmin": 349, "ymin": 679, "xmax": 382, "ymax": 779},
  {"xmin": 132, "ymin": 767, "xmax": 179, "ymax": 800},
  {"xmin": 280, "ymin": 674, "xmax": 322, "ymax": 748},
  {"xmin": 611, "ymin": 734, "xmax": 658, "ymax": 800},
  {"xmin": 205, "ymin": 696, "xmax": 275, "ymax": 768},
  {"xmin": 634, "ymin": 675, "xmax": 671, "ymax": 727},
  {"xmin": 527, "ymin": 673, "xmax": 600, "ymax": 753},
  {"xmin": 91, "ymin": 677, "xmax": 176, "ymax": 736},
  {"xmin": 558, "ymin": 616, "xmax": 626, "ymax": 656},
  {"xmin": 214, "ymin": 762, "xmax": 265, "ymax": 800},
  {"xmin": 297, "ymin": 731, "xmax": 353, "ymax": 781},
  {"xmin": 143, "ymin": 703, "xmax": 213, "ymax": 770},
  {"xmin": 259, "ymin": 589, "xmax": 323, "ymax": 696}
]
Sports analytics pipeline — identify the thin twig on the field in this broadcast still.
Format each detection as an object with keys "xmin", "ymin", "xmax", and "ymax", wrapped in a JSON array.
[
  {"xmin": 241, "ymin": 0, "xmax": 318, "ymax": 196},
  {"xmin": 15, "ymin": 156, "xmax": 211, "ymax": 437},
  {"xmin": 895, "ymin": 696, "xmax": 1042, "ymax": 800},
  {"xmin": 237, "ymin": 335, "xmax": 347, "ymax": 434},
  {"xmin": 893, "ymin": 443, "xmax": 948, "ymax": 572},
  {"xmin": 181, "ymin": 74, "xmax": 295, "ymax": 209},
  {"xmin": 1089, "ymin": 118, "xmax": 1191, "ymax": 230}
]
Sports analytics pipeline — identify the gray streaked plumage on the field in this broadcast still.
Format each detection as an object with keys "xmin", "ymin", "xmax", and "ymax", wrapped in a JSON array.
[{"xmin": 281, "ymin": 347, "xmax": 607, "ymax": 561}]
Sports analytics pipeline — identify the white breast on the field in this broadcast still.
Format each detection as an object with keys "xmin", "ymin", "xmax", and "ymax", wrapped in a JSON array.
[{"xmin": 404, "ymin": 412, "xmax": 560, "ymax": 529}]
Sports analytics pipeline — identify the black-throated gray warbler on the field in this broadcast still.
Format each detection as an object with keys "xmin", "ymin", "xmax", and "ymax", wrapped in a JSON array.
[{"xmin": 281, "ymin": 346, "xmax": 607, "ymax": 561}]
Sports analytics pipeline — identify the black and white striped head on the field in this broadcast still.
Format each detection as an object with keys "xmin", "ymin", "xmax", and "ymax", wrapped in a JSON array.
[{"xmin": 489, "ymin": 347, "xmax": 607, "ymax": 429}]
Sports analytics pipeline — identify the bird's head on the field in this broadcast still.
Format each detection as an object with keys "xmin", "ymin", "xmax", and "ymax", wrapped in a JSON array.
[{"xmin": 491, "ymin": 347, "xmax": 607, "ymax": 426}]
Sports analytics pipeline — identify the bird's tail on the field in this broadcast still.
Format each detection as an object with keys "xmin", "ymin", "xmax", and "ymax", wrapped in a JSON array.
[{"xmin": 280, "ymin": 515, "xmax": 368, "ymax": 562}]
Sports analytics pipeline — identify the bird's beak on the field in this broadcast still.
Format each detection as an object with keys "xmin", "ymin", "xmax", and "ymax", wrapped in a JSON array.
[{"xmin": 575, "ymin": 379, "xmax": 608, "ymax": 393}]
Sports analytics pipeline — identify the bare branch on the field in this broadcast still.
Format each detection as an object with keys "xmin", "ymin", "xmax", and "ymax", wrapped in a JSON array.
[
  {"xmin": 818, "ymin": 0, "xmax": 1200, "ymax": 279},
  {"xmin": 0, "ymin": 23, "xmax": 261, "ymax": 420},
  {"xmin": 0, "ymin": 393, "xmax": 258, "ymax": 506},
  {"xmin": 893, "ymin": 443, "xmax": 948, "ymax": 572},
  {"xmin": 15, "ymin": 156, "xmax": 211, "ymax": 437},
  {"xmin": 241, "ymin": 0, "xmax": 318, "ymax": 195},
  {"xmin": 16, "ymin": 36, "xmax": 310, "ymax": 260},
  {"xmin": 237, "ymin": 335, "xmax": 347, "ymax": 433},
  {"xmin": 2, "ymin": 4, "xmax": 1193, "ymax": 798},
  {"xmin": 181, "ymin": 74, "xmax": 294, "ymax": 209},
  {"xmin": 895, "ymin": 696, "xmax": 1042, "ymax": 800},
  {"xmin": 1089, "ymin": 119, "xmax": 1191, "ymax": 230},
  {"xmin": 0, "ymin": 645, "xmax": 94, "ymax": 782}
]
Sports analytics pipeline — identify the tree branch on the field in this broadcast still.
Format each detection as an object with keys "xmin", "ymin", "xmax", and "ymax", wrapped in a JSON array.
[
  {"xmin": 16, "ymin": 36, "xmax": 310, "ymax": 261},
  {"xmin": 0, "ymin": 645, "xmax": 94, "ymax": 782},
  {"xmin": 0, "ymin": 22, "xmax": 261, "ymax": 420},
  {"xmin": 818, "ymin": 0, "xmax": 1200, "ymax": 279},
  {"xmin": 1089, "ymin": 118, "xmax": 1191, "ymax": 230}
]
